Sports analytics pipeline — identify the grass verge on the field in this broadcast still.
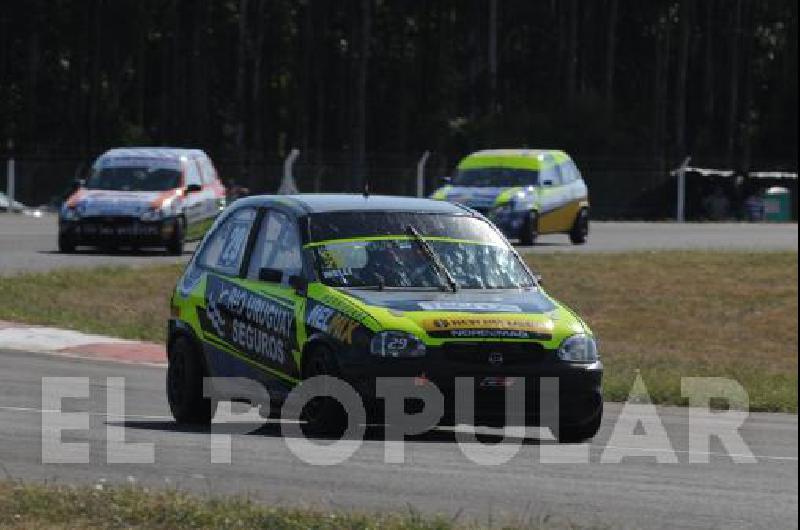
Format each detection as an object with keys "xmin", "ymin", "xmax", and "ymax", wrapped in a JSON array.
[
  {"xmin": 528, "ymin": 251, "xmax": 797, "ymax": 412},
  {"xmin": 0, "ymin": 251, "xmax": 795, "ymax": 411},
  {"xmin": 0, "ymin": 481, "xmax": 578, "ymax": 530}
]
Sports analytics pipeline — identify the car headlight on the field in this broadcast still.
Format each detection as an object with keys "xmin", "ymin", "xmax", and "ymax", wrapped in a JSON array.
[
  {"xmin": 492, "ymin": 203, "xmax": 514, "ymax": 216},
  {"xmin": 140, "ymin": 207, "xmax": 162, "ymax": 221},
  {"xmin": 141, "ymin": 199, "xmax": 179, "ymax": 221},
  {"xmin": 61, "ymin": 206, "xmax": 80, "ymax": 221},
  {"xmin": 370, "ymin": 331, "xmax": 426, "ymax": 358},
  {"xmin": 557, "ymin": 334, "xmax": 598, "ymax": 363}
]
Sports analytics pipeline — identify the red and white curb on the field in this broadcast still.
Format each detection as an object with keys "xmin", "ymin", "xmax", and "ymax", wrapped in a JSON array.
[{"xmin": 0, "ymin": 321, "xmax": 166, "ymax": 366}]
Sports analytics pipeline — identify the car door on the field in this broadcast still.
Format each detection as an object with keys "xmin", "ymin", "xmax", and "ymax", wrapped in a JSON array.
[
  {"xmin": 235, "ymin": 208, "xmax": 306, "ymax": 384},
  {"xmin": 537, "ymin": 164, "xmax": 568, "ymax": 233}
]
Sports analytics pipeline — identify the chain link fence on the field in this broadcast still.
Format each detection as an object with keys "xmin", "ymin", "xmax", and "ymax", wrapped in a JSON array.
[{"xmin": 2, "ymin": 152, "xmax": 796, "ymax": 221}]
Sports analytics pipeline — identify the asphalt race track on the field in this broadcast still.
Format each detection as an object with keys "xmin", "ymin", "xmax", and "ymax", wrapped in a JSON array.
[
  {"xmin": 0, "ymin": 213, "xmax": 197, "ymax": 275},
  {"xmin": 0, "ymin": 348, "xmax": 796, "ymax": 529},
  {"xmin": 0, "ymin": 213, "xmax": 797, "ymax": 274}
]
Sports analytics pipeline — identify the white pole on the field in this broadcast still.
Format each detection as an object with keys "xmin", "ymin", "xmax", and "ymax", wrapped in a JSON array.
[
  {"xmin": 416, "ymin": 150, "xmax": 430, "ymax": 197},
  {"xmin": 676, "ymin": 156, "xmax": 691, "ymax": 222},
  {"xmin": 6, "ymin": 156, "xmax": 14, "ymax": 211},
  {"xmin": 278, "ymin": 148, "xmax": 300, "ymax": 195}
]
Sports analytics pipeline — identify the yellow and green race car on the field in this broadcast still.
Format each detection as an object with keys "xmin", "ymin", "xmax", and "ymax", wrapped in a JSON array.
[
  {"xmin": 167, "ymin": 194, "xmax": 602, "ymax": 441},
  {"xmin": 431, "ymin": 149, "xmax": 590, "ymax": 245}
]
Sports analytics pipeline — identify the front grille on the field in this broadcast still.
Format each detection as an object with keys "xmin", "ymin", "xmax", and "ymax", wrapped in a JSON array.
[
  {"xmin": 440, "ymin": 342, "xmax": 548, "ymax": 366},
  {"xmin": 82, "ymin": 215, "xmax": 138, "ymax": 224}
]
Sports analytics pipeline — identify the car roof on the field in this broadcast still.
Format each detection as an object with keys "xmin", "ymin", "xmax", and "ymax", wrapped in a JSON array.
[
  {"xmin": 457, "ymin": 149, "xmax": 571, "ymax": 171},
  {"xmin": 95, "ymin": 147, "xmax": 207, "ymax": 163},
  {"xmin": 232, "ymin": 193, "xmax": 473, "ymax": 216}
]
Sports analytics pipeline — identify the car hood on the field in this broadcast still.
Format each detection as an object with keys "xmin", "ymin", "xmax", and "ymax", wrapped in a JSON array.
[
  {"xmin": 431, "ymin": 185, "xmax": 534, "ymax": 210},
  {"xmin": 65, "ymin": 189, "xmax": 178, "ymax": 217},
  {"xmin": 339, "ymin": 287, "xmax": 585, "ymax": 343}
]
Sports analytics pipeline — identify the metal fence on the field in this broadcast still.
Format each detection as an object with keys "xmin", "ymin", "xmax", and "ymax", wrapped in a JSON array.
[{"xmin": 2, "ymin": 152, "xmax": 796, "ymax": 221}]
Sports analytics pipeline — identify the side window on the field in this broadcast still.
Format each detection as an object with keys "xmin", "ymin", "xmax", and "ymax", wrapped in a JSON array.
[
  {"xmin": 541, "ymin": 166, "xmax": 561, "ymax": 186},
  {"xmin": 197, "ymin": 208, "xmax": 257, "ymax": 275},
  {"xmin": 247, "ymin": 210, "xmax": 303, "ymax": 282},
  {"xmin": 185, "ymin": 161, "xmax": 202, "ymax": 187}
]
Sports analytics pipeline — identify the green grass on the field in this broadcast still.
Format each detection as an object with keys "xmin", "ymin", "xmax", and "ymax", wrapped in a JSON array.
[
  {"xmin": 527, "ymin": 251, "xmax": 798, "ymax": 412},
  {"xmin": 0, "ymin": 481, "xmax": 585, "ymax": 530},
  {"xmin": 0, "ymin": 251, "xmax": 796, "ymax": 411}
]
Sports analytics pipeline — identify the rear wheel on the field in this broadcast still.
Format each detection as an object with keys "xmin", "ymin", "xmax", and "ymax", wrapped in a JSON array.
[
  {"xmin": 298, "ymin": 346, "xmax": 348, "ymax": 436},
  {"xmin": 519, "ymin": 210, "xmax": 539, "ymax": 246},
  {"xmin": 569, "ymin": 208, "xmax": 589, "ymax": 245},
  {"xmin": 167, "ymin": 336, "xmax": 215, "ymax": 424}
]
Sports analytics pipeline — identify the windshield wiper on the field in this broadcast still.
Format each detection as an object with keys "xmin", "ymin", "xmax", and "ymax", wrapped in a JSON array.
[{"xmin": 405, "ymin": 224, "xmax": 458, "ymax": 292}]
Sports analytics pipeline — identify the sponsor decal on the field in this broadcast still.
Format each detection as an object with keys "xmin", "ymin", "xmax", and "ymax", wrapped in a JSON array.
[
  {"xmin": 199, "ymin": 275, "xmax": 298, "ymax": 377},
  {"xmin": 306, "ymin": 302, "xmax": 361, "ymax": 345},
  {"xmin": 319, "ymin": 293, "xmax": 374, "ymax": 325},
  {"xmin": 417, "ymin": 301, "xmax": 522, "ymax": 312},
  {"xmin": 422, "ymin": 316, "xmax": 553, "ymax": 340}
]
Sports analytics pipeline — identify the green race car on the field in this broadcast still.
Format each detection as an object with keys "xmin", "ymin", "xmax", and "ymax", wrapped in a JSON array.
[{"xmin": 167, "ymin": 194, "xmax": 602, "ymax": 441}]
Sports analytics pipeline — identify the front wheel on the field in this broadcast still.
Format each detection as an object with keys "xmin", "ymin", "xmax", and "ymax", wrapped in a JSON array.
[
  {"xmin": 297, "ymin": 347, "xmax": 348, "ymax": 436},
  {"xmin": 569, "ymin": 208, "xmax": 589, "ymax": 245},
  {"xmin": 555, "ymin": 403, "xmax": 602, "ymax": 443},
  {"xmin": 166, "ymin": 217, "xmax": 185, "ymax": 256},
  {"xmin": 58, "ymin": 235, "xmax": 75, "ymax": 253},
  {"xmin": 519, "ymin": 210, "xmax": 539, "ymax": 246},
  {"xmin": 167, "ymin": 336, "xmax": 215, "ymax": 424}
]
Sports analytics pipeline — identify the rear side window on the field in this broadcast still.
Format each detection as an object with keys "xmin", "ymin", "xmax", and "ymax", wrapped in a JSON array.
[
  {"xmin": 198, "ymin": 208, "xmax": 257, "ymax": 275},
  {"xmin": 247, "ymin": 210, "xmax": 303, "ymax": 281}
]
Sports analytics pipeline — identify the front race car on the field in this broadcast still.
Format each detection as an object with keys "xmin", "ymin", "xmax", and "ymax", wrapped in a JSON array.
[
  {"xmin": 303, "ymin": 209, "xmax": 603, "ymax": 440},
  {"xmin": 59, "ymin": 166, "xmax": 187, "ymax": 253}
]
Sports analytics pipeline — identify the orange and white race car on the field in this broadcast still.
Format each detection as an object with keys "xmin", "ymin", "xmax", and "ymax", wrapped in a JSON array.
[{"xmin": 59, "ymin": 147, "xmax": 227, "ymax": 254}]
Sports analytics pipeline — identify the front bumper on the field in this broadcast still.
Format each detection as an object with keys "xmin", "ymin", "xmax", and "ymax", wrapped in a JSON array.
[
  {"xmin": 337, "ymin": 343, "xmax": 603, "ymax": 427},
  {"xmin": 59, "ymin": 216, "xmax": 179, "ymax": 246}
]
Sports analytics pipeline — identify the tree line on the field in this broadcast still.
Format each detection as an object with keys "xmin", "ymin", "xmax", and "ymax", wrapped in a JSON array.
[{"xmin": 0, "ymin": 0, "xmax": 796, "ymax": 193}]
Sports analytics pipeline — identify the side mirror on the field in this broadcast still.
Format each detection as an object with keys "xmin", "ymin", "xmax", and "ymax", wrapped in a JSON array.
[
  {"xmin": 440, "ymin": 175, "xmax": 453, "ymax": 185},
  {"xmin": 533, "ymin": 273, "xmax": 543, "ymax": 285},
  {"xmin": 186, "ymin": 183, "xmax": 202, "ymax": 194},
  {"xmin": 288, "ymin": 274, "xmax": 308, "ymax": 295},
  {"xmin": 73, "ymin": 178, "xmax": 85, "ymax": 190},
  {"xmin": 258, "ymin": 267, "xmax": 282, "ymax": 283}
]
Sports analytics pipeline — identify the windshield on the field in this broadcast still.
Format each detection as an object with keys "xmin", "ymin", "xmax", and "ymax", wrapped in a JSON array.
[
  {"xmin": 307, "ymin": 213, "xmax": 534, "ymax": 289},
  {"xmin": 455, "ymin": 167, "xmax": 538, "ymax": 187},
  {"xmin": 86, "ymin": 166, "xmax": 181, "ymax": 191}
]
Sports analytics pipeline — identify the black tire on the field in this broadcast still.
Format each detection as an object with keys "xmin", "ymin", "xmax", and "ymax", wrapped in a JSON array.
[
  {"xmin": 167, "ymin": 335, "xmax": 215, "ymax": 425},
  {"xmin": 519, "ymin": 210, "xmax": 539, "ymax": 246},
  {"xmin": 166, "ymin": 217, "xmax": 185, "ymax": 256},
  {"xmin": 556, "ymin": 403, "xmax": 602, "ymax": 443},
  {"xmin": 569, "ymin": 207, "xmax": 589, "ymax": 245},
  {"xmin": 297, "ymin": 346, "xmax": 348, "ymax": 436},
  {"xmin": 58, "ymin": 235, "xmax": 75, "ymax": 253}
]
